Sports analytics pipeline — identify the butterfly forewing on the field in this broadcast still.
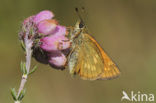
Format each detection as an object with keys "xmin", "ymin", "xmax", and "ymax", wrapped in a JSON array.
[
  {"xmin": 68, "ymin": 33, "xmax": 104, "ymax": 80},
  {"xmin": 86, "ymin": 34, "xmax": 120, "ymax": 79},
  {"xmin": 67, "ymin": 31, "xmax": 120, "ymax": 80}
]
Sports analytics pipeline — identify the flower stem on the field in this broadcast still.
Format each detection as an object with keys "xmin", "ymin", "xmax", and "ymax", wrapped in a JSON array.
[{"xmin": 16, "ymin": 37, "xmax": 33, "ymax": 102}]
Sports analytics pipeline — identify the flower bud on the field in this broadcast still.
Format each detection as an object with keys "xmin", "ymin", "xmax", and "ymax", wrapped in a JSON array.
[
  {"xmin": 37, "ymin": 19, "xmax": 58, "ymax": 35},
  {"xmin": 33, "ymin": 10, "xmax": 54, "ymax": 24},
  {"xmin": 23, "ymin": 16, "xmax": 35, "ymax": 25},
  {"xmin": 19, "ymin": 16, "xmax": 37, "ymax": 41},
  {"xmin": 40, "ymin": 34, "xmax": 70, "ymax": 52},
  {"xmin": 48, "ymin": 51, "xmax": 67, "ymax": 69}
]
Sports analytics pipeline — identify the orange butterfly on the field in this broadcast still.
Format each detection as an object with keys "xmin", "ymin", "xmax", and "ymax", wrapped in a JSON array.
[{"xmin": 66, "ymin": 10, "xmax": 120, "ymax": 80}]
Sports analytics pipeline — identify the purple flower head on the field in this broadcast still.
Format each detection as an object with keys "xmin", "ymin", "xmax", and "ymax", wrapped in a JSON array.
[
  {"xmin": 40, "ymin": 34, "xmax": 70, "ymax": 51},
  {"xmin": 33, "ymin": 10, "xmax": 54, "ymax": 24},
  {"xmin": 37, "ymin": 19, "xmax": 58, "ymax": 35},
  {"xmin": 20, "ymin": 10, "xmax": 71, "ymax": 69}
]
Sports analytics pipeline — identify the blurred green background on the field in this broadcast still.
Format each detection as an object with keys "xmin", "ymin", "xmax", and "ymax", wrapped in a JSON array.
[{"xmin": 0, "ymin": 0, "xmax": 156, "ymax": 103}]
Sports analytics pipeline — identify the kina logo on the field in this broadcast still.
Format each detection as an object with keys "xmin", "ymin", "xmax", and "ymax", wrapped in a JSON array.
[{"xmin": 121, "ymin": 90, "xmax": 154, "ymax": 102}]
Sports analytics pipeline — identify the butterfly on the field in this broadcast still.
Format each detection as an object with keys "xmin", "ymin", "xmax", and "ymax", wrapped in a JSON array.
[{"xmin": 66, "ymin": 8, "xmax": 120, "ymax": 80}]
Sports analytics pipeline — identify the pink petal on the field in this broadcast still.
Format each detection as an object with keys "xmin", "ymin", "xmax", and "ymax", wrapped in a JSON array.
[
  {"xmin": 33, "ymin": 10, "xmax": 54, "ymax": 24},
  {"xmin": 40, "ymin": 35, "xmax": 70, "ymax": 51},
  {"xmin": 37, "ymin": 19, "xmax": 57, "ymax": 35},
  {"xmin": 53, "ymin": 25, "xmax": 67, "ymax": 36}
]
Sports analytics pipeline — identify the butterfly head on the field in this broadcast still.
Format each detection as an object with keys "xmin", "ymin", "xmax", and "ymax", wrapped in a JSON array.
[
  {"xmin": 69, "ymin": 20, "xmax": 85, "ymax": 40},
  {"xmin": 68, "ymin": 7, "xmax": 86, "ymax": 40}
]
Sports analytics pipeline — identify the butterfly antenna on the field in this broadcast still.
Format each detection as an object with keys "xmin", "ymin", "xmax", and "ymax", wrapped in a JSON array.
[{"xmin": 75, "ymin": 8, "xmax": 85, "ymax": 28}]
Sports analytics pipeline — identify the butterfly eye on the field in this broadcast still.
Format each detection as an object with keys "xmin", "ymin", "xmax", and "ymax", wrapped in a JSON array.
[{"xmin": 79, "ymin": 21, "xmax": 84, "ymax": 28}]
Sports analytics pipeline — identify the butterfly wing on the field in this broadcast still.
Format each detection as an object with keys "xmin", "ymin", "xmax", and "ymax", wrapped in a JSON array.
[
  {"xmin": 67, "ymin": 33, "xmax": 120, "ymax": 80},
  {"xmin": 86, "ymin": 34, "xmax": 120, "ymax": 80}
]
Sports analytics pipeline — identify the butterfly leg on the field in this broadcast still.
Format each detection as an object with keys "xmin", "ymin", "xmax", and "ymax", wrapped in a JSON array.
[
  {"xmin": 65, "ymin": 44, "xmax": 79, "ymax": 65},
  {"xmin": 56, "ymin": 40, "xmax": 70, "ymax": 50},
  {"xmin": 66, "ymin": 26, "xmax": 74, "ymax": 38},
  {"xmin": 66, "ymin": 45, "xmax": 77, "ymax": 60}
]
